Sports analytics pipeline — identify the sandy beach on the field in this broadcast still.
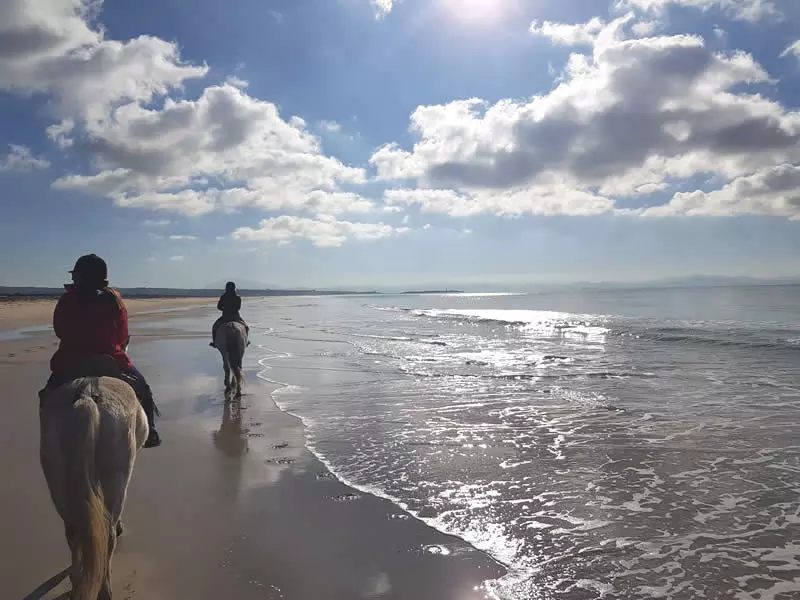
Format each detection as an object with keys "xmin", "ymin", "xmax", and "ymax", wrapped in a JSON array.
[
  {"xmin": 0, "ymin": 296, "xmax": 215, "ymax": 333},
  {"xmin": 0, "ymin": 299, "xmax": 503, "ymax": 599}
]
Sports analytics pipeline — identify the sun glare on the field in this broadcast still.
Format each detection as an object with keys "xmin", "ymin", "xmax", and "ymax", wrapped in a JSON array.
[{"xmin": 440, "ymin": 0, "xmax": 513, "ymax": 25}]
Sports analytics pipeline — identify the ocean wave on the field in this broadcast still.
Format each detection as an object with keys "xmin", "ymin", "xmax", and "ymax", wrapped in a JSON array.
[
  {"xmin": 616, "ymin": 324, "xmax": 800, "ymax": 351},
  {"xmin": 387, "ymin": 305, "xmax": 800, "ymax": 352}
]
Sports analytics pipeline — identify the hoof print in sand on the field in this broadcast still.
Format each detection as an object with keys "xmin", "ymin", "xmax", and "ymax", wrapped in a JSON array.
[
  {"xmin": 272, "ymin": 442, "xmax": 289, "ymax": 449},
  {"xmin": 389, "ymin": 513, "xmax": 410, "ymax": 521},
  {"xmin": 332, "ymin": 493, "xmax": 361, "ymax": 503},
  {"xmin": 315, "ymin": 472, "xmax": 335, "ymax": 480},
  {"xmin": 265, "ymin": 457, "xmax": 295, "ymax": 465}
]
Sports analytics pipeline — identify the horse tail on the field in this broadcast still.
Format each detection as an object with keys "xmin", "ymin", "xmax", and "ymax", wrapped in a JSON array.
[
  {"xmin": 65, "ymin": 385, "xmax": 109, "ymax": 600},
  {"xmin": 228, "ymin": 325, "xmax": 246, "ymax": 394}
]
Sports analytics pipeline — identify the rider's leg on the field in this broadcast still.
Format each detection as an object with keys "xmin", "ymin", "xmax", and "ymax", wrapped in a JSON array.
[
  {"xmin": 210, "ymin": 316, "xmax": 223, "ymax": 347},
  {"xmin": 38, "ymin": 373, "xmax": 68, "ymax": 409},
  {"xmin": 123, "ymin": 365, "xmax": 161, "ymax": 448},
  {"xmin": 233, "ymin": 317, "xmax": 251, "ymax": 344}
]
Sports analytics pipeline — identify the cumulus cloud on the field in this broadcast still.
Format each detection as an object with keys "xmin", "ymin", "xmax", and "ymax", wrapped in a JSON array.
[
  {"xmin": 143, "ymin": 219, "xmax": 171, "ymax": 226},
  {"xmin": 231, "ymin": 215, "xmax": 408, "ymax": 247},
  {"xmin": 384, "ymin": 187, "xmax": 614, "ymax": 217},
  {"xmin": 169, "ymin": 235, "xmax": 198, "ymax": 240},
  {"xmin": 530, "ymin": 18, "xmax": 608, "ymax": 46},
  {"xmin": 51, "ymin": 84, "xmax": 367, "ymax": 215},
  {"xmin": 372, "ymin": 0, "xmax": 394, "ymax": 19},
  {"xmin": 371, "ymin": 17, "xmax": 800, "ymax": 220},
  {"xmin": 0, "ymin": 0, "xmax": 207, "ymax": 120},
  {"xmin": 642, "ymin": 164, "xmax": 800, "ymax": 219},
  {"xmin": 615, "ymin": 0, "xmax": 781, "ymax": 22},
  {"xmin": 0, "ymin": 145, "xmax": 50, "ymax": 172},
  {"xmin": 1, "ymin": 1, "xmax": 370, "ymax": 221}
]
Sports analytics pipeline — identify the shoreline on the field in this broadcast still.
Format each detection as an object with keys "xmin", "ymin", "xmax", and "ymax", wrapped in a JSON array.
[{"xmin": 0, "ymin": 307, "xmax": 506, "ymax": 599}]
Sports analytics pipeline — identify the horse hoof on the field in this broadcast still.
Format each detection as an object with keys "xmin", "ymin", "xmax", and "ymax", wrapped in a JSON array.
[{"xmin": 116, "ymin": 521, "xmax": 124, "ymax": 537}]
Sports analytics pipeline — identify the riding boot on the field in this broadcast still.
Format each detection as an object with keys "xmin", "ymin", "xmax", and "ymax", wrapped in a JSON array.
[
  {"xmin": 124, "ymin": 366, "xmax": 161, "ymax": 448},
  {"xmin": 143, "ymin": 401, "xmax": 161, "ymax": 448}
]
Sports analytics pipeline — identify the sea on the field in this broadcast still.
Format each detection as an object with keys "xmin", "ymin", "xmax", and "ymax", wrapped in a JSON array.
[{"xmin": 245, "ymin": 285, "xmax": 800, "ymax": 600}]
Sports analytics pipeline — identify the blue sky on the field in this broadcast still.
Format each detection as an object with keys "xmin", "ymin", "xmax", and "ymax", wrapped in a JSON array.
[{"xmin": 1, "ymin": 0, "xmax": 800, "ymax": 289}]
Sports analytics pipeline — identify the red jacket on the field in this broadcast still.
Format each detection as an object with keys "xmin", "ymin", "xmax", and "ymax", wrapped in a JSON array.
[{"xmin": 50, "ymin": 285, "xmax": 133, "ymax": 374}]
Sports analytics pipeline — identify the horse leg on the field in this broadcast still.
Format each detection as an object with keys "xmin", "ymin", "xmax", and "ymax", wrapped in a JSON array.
[
  {"xmin": 98, "ymin": 528, "xmax": 117, "ymax": 600},
  {"xmin": 67, "ymin": 523, "xmax": 80, "ymax": 593},
  {"xmin": 64, "ymin": 523, "xmax": 79, "ymax": 591}
]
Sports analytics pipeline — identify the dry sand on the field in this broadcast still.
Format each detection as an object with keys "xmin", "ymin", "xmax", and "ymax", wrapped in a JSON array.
[
  {"xmin": 0, "ymin": 296, "xmax": 214, "ymax": 332},
  {"xmin": 0, "ymin": 301, "xmax": 504, "ymax": 599}
]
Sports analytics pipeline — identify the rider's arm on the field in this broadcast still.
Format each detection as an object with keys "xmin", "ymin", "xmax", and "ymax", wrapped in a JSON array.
[
  {"xmin": 234, "ymin": 295, "xmax": 242, "ymax": 312},
  {"xmin": 217, "ymin": 295, "xmax": 225, "ymax": 311},
  {"xmin": 52, "ymin": 295, "xmax": 68, "ymax": 341}
]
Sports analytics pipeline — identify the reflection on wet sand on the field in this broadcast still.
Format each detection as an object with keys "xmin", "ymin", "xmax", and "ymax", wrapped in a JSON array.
[{"xmin": 213, "ymin": 399, "xmax": 249, "ymax": 458}]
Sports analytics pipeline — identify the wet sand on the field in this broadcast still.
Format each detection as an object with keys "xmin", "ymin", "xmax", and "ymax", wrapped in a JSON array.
[{"xmin": 0, "ymin": 306, "xmax": 503, "ymax": 598}]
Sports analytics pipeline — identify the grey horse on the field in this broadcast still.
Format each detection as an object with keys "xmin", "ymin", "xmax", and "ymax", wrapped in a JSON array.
[
  {"xmin": 39, "ymin": 356, "xmax": 148, "ymax": 599},
  {"xmin": 214, "ymin": 321, "xmax": 247, "ymax": 397}
]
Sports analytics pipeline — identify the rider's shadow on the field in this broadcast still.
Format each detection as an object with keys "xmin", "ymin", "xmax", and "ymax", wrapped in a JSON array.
[
  {"xmin": 21, "ymin": 567, "xmax": 70, "ymax": 599},
  {"xmin": 212, "ymin": 399, "xmax": 249, "ymax": 458}
]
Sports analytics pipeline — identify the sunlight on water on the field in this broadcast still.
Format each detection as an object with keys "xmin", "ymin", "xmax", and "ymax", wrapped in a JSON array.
[{"xmin": 252, "ymin": 289, "xmax": 800, "ymax": 599}]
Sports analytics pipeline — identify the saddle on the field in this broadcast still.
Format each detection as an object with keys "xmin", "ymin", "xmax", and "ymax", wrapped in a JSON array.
[
  {"xmin": 64, "ymin": 355, "xmax": 124, "ymax": 380},
  {"xmin": 40, "ymin": 355, "xmax": 134, "ymax": 405}
]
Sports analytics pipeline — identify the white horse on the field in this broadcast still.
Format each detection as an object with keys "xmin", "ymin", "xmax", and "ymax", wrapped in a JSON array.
[
  {"xmin": 214, "ymin": 321, "xmax": 247, "ymax": 397},
  {"xmin": 39, "ymin": 356, "xmax": 148, "ymax": 600}
]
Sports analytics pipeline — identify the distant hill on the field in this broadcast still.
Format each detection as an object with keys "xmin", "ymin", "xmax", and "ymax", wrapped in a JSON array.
[{"xmin": 204, "ymin": 279, "xmax": 279, "ymax": 290}]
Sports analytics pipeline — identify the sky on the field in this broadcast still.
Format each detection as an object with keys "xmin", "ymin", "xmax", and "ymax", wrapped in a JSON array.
[{"xmin": 1, "ymin": 0, "xmax": 800, "ymax": 289}]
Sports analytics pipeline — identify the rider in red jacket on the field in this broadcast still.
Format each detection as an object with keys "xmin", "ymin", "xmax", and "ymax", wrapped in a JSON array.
[{"xmin": 41, "ymin": 254, "xmax": 161, "ymax": 448}]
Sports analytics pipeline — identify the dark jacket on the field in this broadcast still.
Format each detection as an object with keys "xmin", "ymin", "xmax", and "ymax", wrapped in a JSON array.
[{"xmin": 217, "ymin": 291, "xmax": 242, "ymax": 320}]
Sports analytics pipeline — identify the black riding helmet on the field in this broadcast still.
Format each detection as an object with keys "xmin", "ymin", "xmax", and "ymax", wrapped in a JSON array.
[{"xmin": 70, "ymin": 254, "xmax": 109, "ymax": 289}]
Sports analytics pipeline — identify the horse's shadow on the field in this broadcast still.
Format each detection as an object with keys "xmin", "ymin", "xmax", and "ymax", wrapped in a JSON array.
[
  {"xmin": 22, "ymin": 567, "xmax": 71, "ymax": 599},
  {"xmin": 212, "ymin": 396, "xmax": 249, "ymax": 458}
]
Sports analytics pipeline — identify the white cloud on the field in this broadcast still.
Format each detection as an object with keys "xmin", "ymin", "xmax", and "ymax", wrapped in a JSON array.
[
  {"xmin": 226, "ymin": 75, "xmax": 249, "ymax": 89},
  {"xmin": 143, "ymin": 219, "xmax": 171, "ymax": 226},
  {"xmin": 615, "ymin": 0, "xmax": 781, "ymax": 22},
  {"xmin": 370, "ymin": 18, "xmax": 800, "ymax": 220},
  {"xmin": 530, "ymin": 18, "xmax": 607, "ymax": 46},
  {"xmin": 319, "ymin": 120, "xmax": 343, "ymax": 133},
  {"xmin": 372, "ymin": 0, "xmax": 394, "ymax": 19},
  {"xmin": 168, "ymin": 255, "xmax": 184, "ymax": 261},
  {"xmin": 642, "ymin": 163, "xmax": 800, "ymax": 219},
  {"xmin": 169, "ymin": 235, "xmax": 198, "ymax": 240},
  {"xmin": 51, "ymin": 84, "xmax": 367, "ymax": 215},
  {"xmin": 0, "ymin": 145, "xmax": 50, "ymax": 172},
  {"xmin": 2, "ymin": 2, "xmax": 370, "ymax": 221},
  {"xmin": 231, "ymin": 215, "xmax": 408, "ymax": 247},
  {"xmin": 46, "ymin": 119, "xmax": 75, "ymax": 149},
  {"xmin": 781, "ymin": 41, "xmax": 800, "ymax": 59},
  {"xmin": 0, "ymin": 0, "xmax": 208, "ymax": 121},
  {"xmin": 385, "ymin": 187, "xmax": 614, "ymax": 217}
]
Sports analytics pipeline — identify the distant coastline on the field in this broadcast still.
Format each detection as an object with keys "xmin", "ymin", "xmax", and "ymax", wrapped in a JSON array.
[
  {"xmin": 0, "ymin": 287, "xmax": 381, "ymax": 300},
  {"xmin": 0, "ymin": 287, "xmax": 463, "ymax": 300}
]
